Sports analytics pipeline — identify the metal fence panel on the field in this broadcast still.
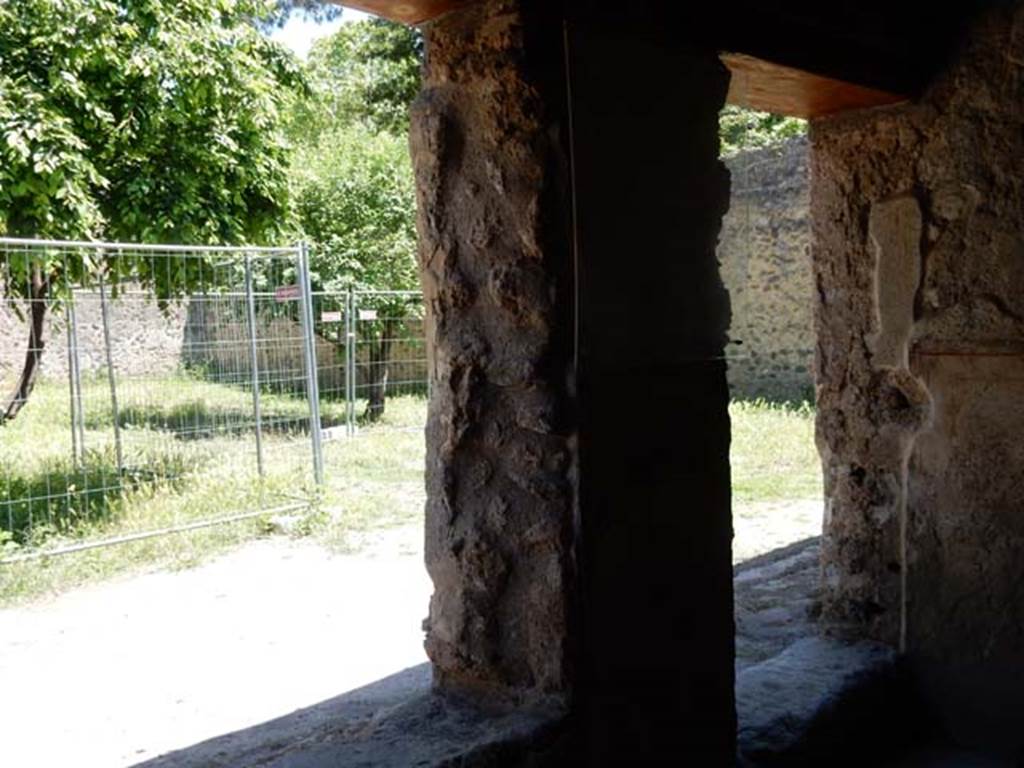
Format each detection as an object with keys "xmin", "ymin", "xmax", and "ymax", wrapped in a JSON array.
[
  {"xmin": 0, "ymin": 238, "xmax": 314, "ymax": 560},
  {"xmin": 310, "ymin": 289, "xmax": 427, "ymax": 438},
  {"xmin": 0, "ymin": 238, "xmax": 430, "ymax": 563}
]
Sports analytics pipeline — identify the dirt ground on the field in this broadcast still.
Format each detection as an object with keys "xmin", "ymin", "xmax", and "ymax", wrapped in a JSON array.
[
  {"xmin": 0, "ymin": 527, "xmax": 430, "ymax": 768},
  {"xmin": 0, "ymin": 503, "xmax": 821, "ymax": 767},
  {"xmin": 733, "ymin": 498, "xmax": 822, "ymax": 563}
]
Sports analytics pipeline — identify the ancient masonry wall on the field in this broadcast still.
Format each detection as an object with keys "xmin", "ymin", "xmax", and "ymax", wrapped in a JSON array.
[
  {"xmin": 812, "ymin": 1, "xmax": 1024, "ymax": 664},
  {"xmin": 720, "ymin": 136, "xmax": 814, "ymax": 403},
  {"xmin": 0, "ymin": 292, "xmax": 188, "ymax": 387},
  {"xmin": 0, "ymin": 294, "xmax": 425, "ymax": 398}
]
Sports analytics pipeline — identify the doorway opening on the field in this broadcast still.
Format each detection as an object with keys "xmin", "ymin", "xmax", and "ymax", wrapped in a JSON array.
[{"xmin": 717, "ymin": 103, "xmax": 829, "ymax": 666}]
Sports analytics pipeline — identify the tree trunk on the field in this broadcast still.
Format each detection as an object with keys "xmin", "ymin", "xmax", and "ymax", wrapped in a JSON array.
[
  {"xmin": 362, "ymin": 318, "xmax": 395, "ymax": 422},
  {"xmin": 1, "ymin": 269, "xmax": 49, "ymax": 424}
]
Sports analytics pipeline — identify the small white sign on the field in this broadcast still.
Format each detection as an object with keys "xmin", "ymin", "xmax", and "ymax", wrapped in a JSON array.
[
  {"xmin": 321, "ymin": 311, "xmax": 343, "ymax": 323},
  {"xmin": 321, "ymin": 425, "xmax": 346, "ymax": 442},
  {"xmin": 358, "ymin": 309, "xmax": 378, "ymax": 321}
]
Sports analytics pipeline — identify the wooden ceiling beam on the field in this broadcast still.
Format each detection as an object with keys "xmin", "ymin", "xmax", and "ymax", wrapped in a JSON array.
[
  {"xmin": 326, "ymin": 3, "xmax": 943, "ymax": 119},
  {"xmin": 722, "ymin": 52, "xmax": 906, "ymax": 119},
  {"xmin": 326, "ymin": 0, "xmax": 473, "ymax": 25}
]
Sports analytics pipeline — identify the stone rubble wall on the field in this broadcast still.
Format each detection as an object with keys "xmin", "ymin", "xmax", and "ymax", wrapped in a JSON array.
[
  {"xmin": 811, "ymin": 0, "xmax": 1024, "ymax": 669},
  {"xmin": 411, "ymin": 0, "xmax": 577, "ymax": 704},
  {"xmin": 0, "ymin": 291, "xmax": 188, "ymax": 389},
  {"xmin": 719, "ymin": 135, "xmax": 814, "ymax": 403},
  {"xmin": 180, "ymin": 300, "xmax": 344, "ymax": 395},
  {"xmin": 0, "ymin": 292, "xmax": 426, "ymax": 399}
]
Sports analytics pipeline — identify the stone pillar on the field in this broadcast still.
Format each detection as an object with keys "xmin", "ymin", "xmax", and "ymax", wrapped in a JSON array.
[
  {"xmin": 410, "ymin": 0, "xmax": 577, "ymax": 705},
  {"xmin": 411, "ymin": 2, "xmax": 736, "ymax": 762}
]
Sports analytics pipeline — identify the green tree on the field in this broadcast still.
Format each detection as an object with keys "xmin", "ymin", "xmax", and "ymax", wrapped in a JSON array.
[
  {"xmin": 290, "ymin": 18, "xmax": 421, "ymax": 144},
  {"xmin": 719, "ymin": 106, "xmax": 806, "ymax": 157},
  {"xmin": 290, "ymin": 18, "xmax": 422, "ymax": 421},
  {"xmin": 0, "ymin": 0, "xmax": 304, "ymax": 422},
  {"xmin": 292, "ymin": 124, "xmax": 419, "ymax": 420}
]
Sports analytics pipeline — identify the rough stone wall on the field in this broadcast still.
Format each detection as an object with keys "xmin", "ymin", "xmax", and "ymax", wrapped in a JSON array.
[
  {"xmin": 0, "ymin": 293, "xmax": 425, "ymax": 403},
  {"xmin": 181, "ymin": 301, "xmax": 345, "ymax": 396},
  {"xmin": 812, "ymin": 1, "xmax": 1024, "ymax": 665},
  {"xmin": 411, "ymin": 0, "xmax": 576, "ymax": 705},
  {"xmin": 0, "ymin": 291, "xmax": 187, "ymax": 388},
  {"xmin": 720, "ymin": 136, "xmax": 814, "ymax": 403}
]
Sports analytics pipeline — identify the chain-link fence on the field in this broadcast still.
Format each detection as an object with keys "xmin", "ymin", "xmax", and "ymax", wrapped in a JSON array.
[{"xmin": 0, "ymin": 237, "xmax": 429, "ymax": 562}]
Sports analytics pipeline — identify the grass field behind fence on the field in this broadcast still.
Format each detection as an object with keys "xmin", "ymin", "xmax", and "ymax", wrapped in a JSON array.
[
  {"xmin": 0, "ymin": 376, "xmax": 822, "ymax": 606},
  {"xmin": 0, "ymin": 374, "xmax": 426, "ymax": 605}
]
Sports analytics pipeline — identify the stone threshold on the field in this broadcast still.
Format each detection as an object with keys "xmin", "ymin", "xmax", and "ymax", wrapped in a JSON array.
[{"xmin": 135, "ymin": 664, "xmax": 566, "ymax": 768}]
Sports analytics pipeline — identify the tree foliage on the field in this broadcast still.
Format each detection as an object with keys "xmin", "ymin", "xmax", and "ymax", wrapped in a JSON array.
[
  {"xmin": 290, "ymin": 18, "xmax": 422, "ymax": 144},
  {"xmin": 289, "ymin": 17, "xmax": 421, "ymax": 302},
  {"xmin": 293, "ymin": 125, "xmax": 417, "ymax": 297},
  {"xmin": 288, "ymin": 18, "xmax": 421, "ymax": 419},
  {"xmin": 264, "ymin": 0, "xmax": 343, "ymax": 29},
  {"xmin": 0, "ymin": 0, "xmax": 303, "ymax": 250},
  {"xmin": 719, "ymin": 106, "xmax": 806, "ymax": 157},
  {"xmin": 0, "ymin": 0, "xmax": 304, "ymax": 421}
]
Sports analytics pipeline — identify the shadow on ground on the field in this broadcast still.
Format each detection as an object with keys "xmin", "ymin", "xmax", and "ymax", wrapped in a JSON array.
[{"xmin": 133, "ymin": 663, "xmax": 563, "ymax": 768}]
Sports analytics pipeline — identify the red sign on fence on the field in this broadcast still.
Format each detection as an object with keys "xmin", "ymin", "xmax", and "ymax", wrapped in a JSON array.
[{"xmin": 274, "ymin": 284, "xmax": 301, "ymax": 302}]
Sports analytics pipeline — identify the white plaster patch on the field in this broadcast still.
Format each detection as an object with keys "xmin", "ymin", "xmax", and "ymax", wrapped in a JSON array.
[{"xmin": 868, "ymin": 195, "xmax": 923, "ymax": 369}]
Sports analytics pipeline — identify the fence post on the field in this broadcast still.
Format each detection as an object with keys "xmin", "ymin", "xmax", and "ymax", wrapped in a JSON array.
[
  {"xmin": 297, "ymin": 243, "xmax": 324, "ymax": 486},
  {"xmin": 65, "ymin": 295, "xmax": 83, "ymax": 466},
  {"xmin": 243, "ymin": 255, "xmax": 265, "ymax": 477},
  {"xmin": 71, "ymin": 295, "xmax": 86, "ymax": 456},
  {"xmin": 98, "ymin": 270, "xmax": 124, "ymax": 477},
  {"xmin": 345, "ymin": 287, "xmax": 356, "ymax": 437}
]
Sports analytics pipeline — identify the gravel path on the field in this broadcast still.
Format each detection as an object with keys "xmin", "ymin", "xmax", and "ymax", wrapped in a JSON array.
[{"xmin": 0, "ymin": 527, "xmax": 431, "ymax": 768}]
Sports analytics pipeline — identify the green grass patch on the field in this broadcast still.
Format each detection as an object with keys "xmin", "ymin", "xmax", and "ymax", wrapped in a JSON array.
[
  {"xmin": 0, "ymin": 373, "xmax": 425, "ymax": 606},
  {"xmin": 730, "ymin": 398, "xmax": 822, "ymax": 505}
]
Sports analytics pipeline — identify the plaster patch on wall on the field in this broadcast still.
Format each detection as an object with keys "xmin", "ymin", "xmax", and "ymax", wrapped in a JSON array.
[
  {"xmin": 812, "ymin": 1, "xmax": 1024, "ymax": 665},
  {"xmin": 869, "ymin": 195, "xmax": 922, "ymax": 370},
  {"xmin": 867, "ymin": 193, "xmax": 932, "ymax": 651}
]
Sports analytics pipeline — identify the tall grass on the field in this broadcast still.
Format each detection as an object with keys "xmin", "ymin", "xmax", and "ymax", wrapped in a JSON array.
[{"xmin": 0, "ymin": 374, "xmax": 425, "ymax": 605}]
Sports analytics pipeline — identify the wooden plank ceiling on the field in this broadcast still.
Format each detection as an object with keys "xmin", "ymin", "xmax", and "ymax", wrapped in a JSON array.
[{"xmin": 327, "ymin": 1, "xmax": 963, "ymax": 118}]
